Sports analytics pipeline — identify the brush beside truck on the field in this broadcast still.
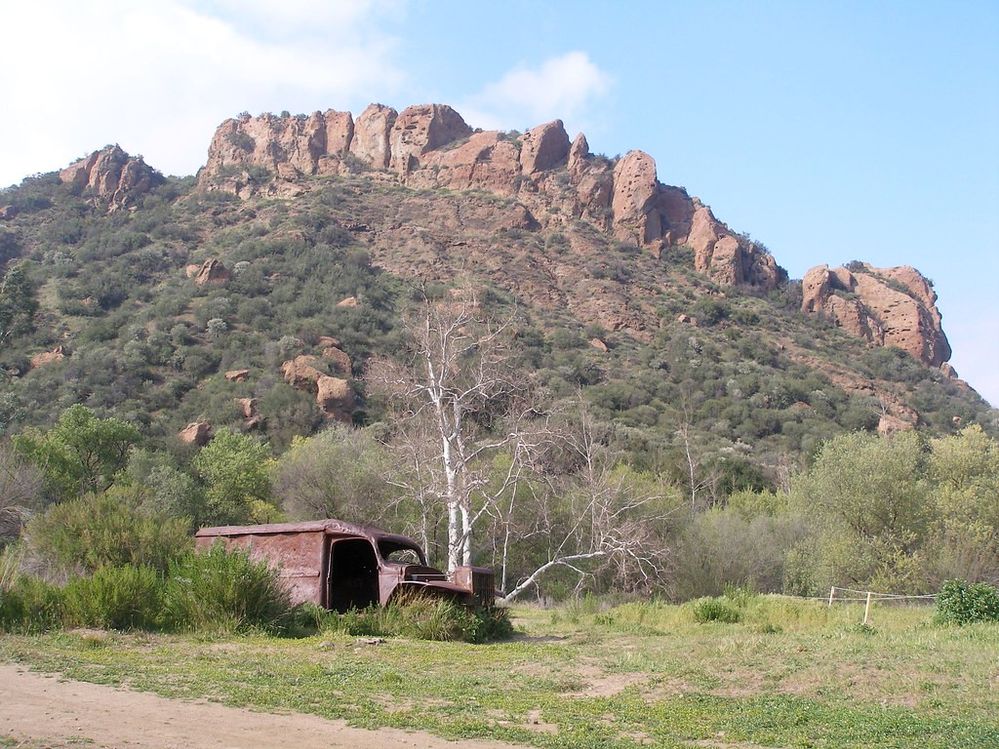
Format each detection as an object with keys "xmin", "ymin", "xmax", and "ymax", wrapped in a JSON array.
[{"xmin": 195, "ymin": 519, "xmax": 494, "ymax": 611}]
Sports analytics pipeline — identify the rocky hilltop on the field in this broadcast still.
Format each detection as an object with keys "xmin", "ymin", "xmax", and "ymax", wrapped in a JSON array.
[
  {"xmin": 194, "ymin": 102, "xmax": 957, "ymax": 375},
  {"xmin": 197, "ymin": 103, "xmax": 785, "ymax": 292}
]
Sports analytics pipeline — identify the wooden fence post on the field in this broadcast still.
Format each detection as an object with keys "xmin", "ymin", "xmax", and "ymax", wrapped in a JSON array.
[{"xmin": 863, "ymin": 590, "xmax": 873, "ymax": 625}]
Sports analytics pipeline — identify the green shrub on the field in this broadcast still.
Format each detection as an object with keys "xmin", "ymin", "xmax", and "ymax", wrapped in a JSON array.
[
  {"xmin": 25, "ymin": 490, "xmax": 191, "ymax": 575},
  {"xmin": 0, "ymin": 576, "xmax": 65, "ymax": 633},
  {"xmin": 162, "ymin": 544, "xmax": 291, "ymax": 633},
  {"xmin": 64, "ymin": 565, "xmax": 162, "ymax": 630},
  {"xmin": 936, "ymin": 580, "xmax": 999, "ymax": 625},
  {"xmin": 692, "ymin": 597, "xmax": 743, "ymax": 624}
]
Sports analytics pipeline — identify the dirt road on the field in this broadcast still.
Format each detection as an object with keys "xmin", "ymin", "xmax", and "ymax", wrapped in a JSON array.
[{"xmin": 0, "ymin": 664, "xmax": 525, "ymax": 749}]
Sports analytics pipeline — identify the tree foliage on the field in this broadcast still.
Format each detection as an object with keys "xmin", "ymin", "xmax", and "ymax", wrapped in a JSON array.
[{"xmin": 13, "ymin": 405, "xmax": 140, "ymax": 503}]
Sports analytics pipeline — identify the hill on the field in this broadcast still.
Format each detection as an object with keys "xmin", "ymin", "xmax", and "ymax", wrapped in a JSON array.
[{"xmin": 0, "ymin": 102, "xmax": 994, "ymax": 491}]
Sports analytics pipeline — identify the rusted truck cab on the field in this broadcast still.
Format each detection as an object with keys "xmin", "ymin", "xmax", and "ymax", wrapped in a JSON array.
[{"xmin": 195, "ymin": 519, "xmax": 494, "ymax": 611}]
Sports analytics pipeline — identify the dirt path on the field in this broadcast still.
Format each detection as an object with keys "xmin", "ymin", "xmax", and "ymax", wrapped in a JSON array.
[{"xmin": 0, "ymin": 664, "xmax": 526, "ymax": 749}]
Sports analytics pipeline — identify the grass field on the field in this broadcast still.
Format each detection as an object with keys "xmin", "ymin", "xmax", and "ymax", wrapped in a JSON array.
[{"xmin": 2, "ymin": 595, "xmax": 997, "ymax": 748}]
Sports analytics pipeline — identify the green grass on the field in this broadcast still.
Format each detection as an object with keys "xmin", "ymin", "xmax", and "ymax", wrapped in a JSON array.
[{"xmin": 2, "ymin": 596, "xmax": 997, "ymax": 748}]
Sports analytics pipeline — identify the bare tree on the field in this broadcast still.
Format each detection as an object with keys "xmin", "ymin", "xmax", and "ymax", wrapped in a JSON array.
[
  {"xmin": 501, "ymin": 402, "xmax": 677, "ymax": 602},
  {"xmin": 367, "ymin": 288, "xmax": 540, "ymax": 573}
]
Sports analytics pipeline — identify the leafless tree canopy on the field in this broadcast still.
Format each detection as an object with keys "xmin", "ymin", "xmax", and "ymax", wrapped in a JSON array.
[
  {"xmin": 366, "ymin": 287, "xmax": 679, "ymax": 597},
  {"xmin": 0, "ymin": 442, "xmax": 44, "ymax": 544}
]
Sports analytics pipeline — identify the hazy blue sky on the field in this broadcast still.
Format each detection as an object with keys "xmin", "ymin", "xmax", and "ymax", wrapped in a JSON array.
[{"xmin": 2, "ymin": 1, "xmax": 996, "ymax": 403}]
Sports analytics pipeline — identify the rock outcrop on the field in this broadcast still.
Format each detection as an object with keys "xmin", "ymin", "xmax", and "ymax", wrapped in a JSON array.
[
  {"xmin": 179, "ymin": 421, "xmax": 212, "ymax": 446},
  {"xmin": 29, "ymin": 346, "xmax": 65, "ymax": 369},
  {"xmin": 60, "ymin": 146, "xmax": 163, "ymax": 211},
  {"xmin": 801, "ymin": 263, "xmax": 951, "ymax": 367},
  {"xmin": 281, "ymin": 355, "xmax": 355, "ymax": 422},
  {"xmin": 350, "ymin": 104, "xmax": 397, "ymax": 169},
  {"xmin": 388, "ymin": 104, "xmax": 472, "ymax": 175},
  {"xmin": 193, "ymin": 259, "xmax": 230, "ymax": 287},
  {"xmin": 196, "ymin": 102, "xmax": 786, "ymax": 291}
]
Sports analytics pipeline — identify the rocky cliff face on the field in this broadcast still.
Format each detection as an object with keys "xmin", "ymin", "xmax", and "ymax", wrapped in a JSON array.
[
  {"xmin": 801, "ymin": 263, "xmax": 952, "ymax": 368},
  {"xmin": 197, "ymin": 103, "xmax": 787, "ymax": 292},
  {"xmin": 60, "ymin": 145, "xmax": 163, "ymax": 211}
]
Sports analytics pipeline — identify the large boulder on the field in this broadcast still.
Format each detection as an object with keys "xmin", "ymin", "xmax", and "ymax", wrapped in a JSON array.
[
  {"xmin": 519, "ymin": 120, "xmax": 570, "ymax": 174},
  {"xmin": 179, "ymin": 421, "xmax": 212, "ymax": 446},
  {"xmin": 193, "ymin": 258, "xmax": 230, "ymax": 287},
  {"xmin": 611, "ymin": 150, "xmax": 662, "ymax": 249},
  {"xmin": 29, "ymin": 346, "xmax": 65, "ymax": 369},
  {"xmin": 316, "ymin": 375, "xmax": 355, "ymax": 422}
]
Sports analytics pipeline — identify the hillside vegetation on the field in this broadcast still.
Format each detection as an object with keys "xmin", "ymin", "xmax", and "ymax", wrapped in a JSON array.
[{"xmin": 0, "ymin": 103, "xmax": 996, "ymax": 600}]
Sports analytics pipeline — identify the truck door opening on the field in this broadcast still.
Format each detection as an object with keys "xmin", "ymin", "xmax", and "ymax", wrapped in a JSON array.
[{"xmin": 328, "ymin": 539, "xmax": 379, "ymax": 612}]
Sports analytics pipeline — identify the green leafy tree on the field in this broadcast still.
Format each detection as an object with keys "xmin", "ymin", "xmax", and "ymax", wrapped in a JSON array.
[
  {"xmin": 14, "ymin": 405, "xmax": 141, "ymax": 503},
  {"xmin": 788, "ymin": 431, "xmax": 931, "ymax": 593},
  {"xmin": 192, "ymin": 428, "xmax": 276, "ymax": 525},
  {"xmin": 927, "ymin": 425, "xmax": 999, "ymax": 584},
  {"xmin": 272, "ymin": 424, "xmax": 398, "ymax": 523}
]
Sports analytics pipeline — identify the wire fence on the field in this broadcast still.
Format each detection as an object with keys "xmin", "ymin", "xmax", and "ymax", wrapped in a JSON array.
[{"xmin": 804, "ymin": 585, "xmax": 939, "ymax": 625}]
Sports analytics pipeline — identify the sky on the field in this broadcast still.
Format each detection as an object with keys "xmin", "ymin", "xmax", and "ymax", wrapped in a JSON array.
[{"xmin": 1, "ymin": 0, "xmax": 997, "ymax": 404}]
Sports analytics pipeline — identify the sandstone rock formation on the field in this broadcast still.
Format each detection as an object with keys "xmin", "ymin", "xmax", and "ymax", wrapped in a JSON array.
[
  {"xmin": 196, "ymin": 102, "xmax": 787, "ymax": 291},
  {"xmin": 316, "ymin": 375, "xmax": 355, "ymax": 423},
  {"xmin": 29, "ymin": 346, "xmax": 65, "ymax": 369},
  {"xmin": 388, "ymin": 104, "xmax": 472, "ymax": 175},
  {"xmin": 281, "ymin": 355, "xmax": 355, "ymax": 421},
  {"xmin": 60, "ymin": 146, "xmax": 163, "ymax": 211},
  {"xmin": 234, "ymin": 397, "xmax": 263, "ymax": 429},
  {"xmin": 519, "ymin": 120, "xmax": 570, "ymax": 174},
  {"xmin": 179, "ymin": 421, "xmax": 212, "ymax": 446},
  {"xmin": 193, "ymin": 259, "xmax": 230, "ymax": 286},
  {"xmin": 320, "ymin": 345, "xmax": 352, "ymax": 376},
  {"xmin": 224, "ymin": 369, "xmax": 250, "ymax": 382},
  {"xmin": 350, "ymin": 104, "xmax": 397, "ymax": 169},
  {"xmin": 801, "ymin": 263, "xmax": 951, "ymax": 367}
]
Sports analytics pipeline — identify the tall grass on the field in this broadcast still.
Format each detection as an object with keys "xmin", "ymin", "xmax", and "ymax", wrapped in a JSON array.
[{"xmin": 302, "ymin": 592, "xmax": 513, "ymax": 643}]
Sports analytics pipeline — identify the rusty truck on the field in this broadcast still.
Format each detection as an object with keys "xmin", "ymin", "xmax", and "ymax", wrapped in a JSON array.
[{"xmin": 195, "ymin": 519, "xmax": 494, "ymax": 611}]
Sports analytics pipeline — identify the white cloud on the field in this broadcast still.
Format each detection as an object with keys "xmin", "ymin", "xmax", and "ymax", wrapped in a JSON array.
[
  {"xmin": 461, "ymin": 51, "xmax": 613, "ymax": 133},
  {"xmin": 0, "ymin": 0, "xmax": 407, "ymax": 183}
]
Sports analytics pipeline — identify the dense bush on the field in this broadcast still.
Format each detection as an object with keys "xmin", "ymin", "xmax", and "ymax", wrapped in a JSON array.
[
  {"xmin": 63, "ymin": 565, "xmax": 162, "ymax": 630},
  {"xmin": 936, "ymin": 580, "xmax": 999, "ymax": 625},
  {"xmin": 162, "ymin": 544, "xmax": 291, "ymax": 633},
  {"xmin": 24, "ymin": 489, "xmax": 191, "ymax": 575},
  {"xmin": 0, "ymin": 576, "xmax": 65, "ymax": 633}
]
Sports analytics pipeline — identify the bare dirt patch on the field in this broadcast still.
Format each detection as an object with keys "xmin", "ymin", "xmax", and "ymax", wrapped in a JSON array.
[
  {"xmin": 567, "ymin": 663, "xmax": 647, "ymax": 698},
  {"xmin": 0, "ymin": 664, "xmax": 526, "ymax": 749}
]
